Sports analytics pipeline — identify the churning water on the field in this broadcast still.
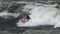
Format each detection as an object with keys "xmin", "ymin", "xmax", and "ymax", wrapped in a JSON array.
[{"xmin": 16, "ymin": 3, "xmax": 60, "ymax": 28}]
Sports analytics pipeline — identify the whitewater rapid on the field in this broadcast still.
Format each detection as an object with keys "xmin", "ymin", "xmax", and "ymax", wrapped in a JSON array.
[{"xmin": 17, "ymin": 3, "xmax": 60, "ymax": 28}]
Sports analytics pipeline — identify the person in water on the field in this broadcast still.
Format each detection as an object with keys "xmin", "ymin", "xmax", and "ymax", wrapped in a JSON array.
[{"xmin": 17, "ymin": 12, "xmax": 31, "ymax": 22}]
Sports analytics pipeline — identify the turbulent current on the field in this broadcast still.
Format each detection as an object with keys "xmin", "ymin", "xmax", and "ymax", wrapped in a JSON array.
[
  {"xmin": 0, "ymin": 1, "xmax": 60, "ymax": 34},
  {"xmin": 17, "ymin": 3, "xmax": 60, "ymax": 28}
]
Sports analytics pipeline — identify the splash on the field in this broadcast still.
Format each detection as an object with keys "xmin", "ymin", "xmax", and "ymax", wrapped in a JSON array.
[{"xmin": 17, "ymin": 3, "xmax": 60, "ymax": 28}]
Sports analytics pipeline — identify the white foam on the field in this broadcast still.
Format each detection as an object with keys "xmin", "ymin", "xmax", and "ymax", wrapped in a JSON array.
[{"xmin": 17, "ymin": 3, "xmax": 60, "ymax": 28}]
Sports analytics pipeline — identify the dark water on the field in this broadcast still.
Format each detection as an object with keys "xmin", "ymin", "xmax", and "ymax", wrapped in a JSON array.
[{"xmin": 0, "ymin": 26, "xmax": 60, "ymax": 34}]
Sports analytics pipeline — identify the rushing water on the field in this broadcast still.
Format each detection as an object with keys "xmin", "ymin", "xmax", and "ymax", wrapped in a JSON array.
[
  {"xmin": 0, "ymin": 1, "xmax": 60, "ymax": 34},
  {"xmin": 17, "ymin": 3, "xmax": 60, "ymax": 28}
]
